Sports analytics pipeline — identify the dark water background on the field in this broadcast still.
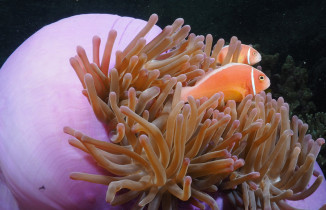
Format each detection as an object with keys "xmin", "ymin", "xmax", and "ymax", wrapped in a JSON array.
[
  {"xmin": 1, "ymin": 0, "xmax": 325, "ymax": 72},
  {"xmin": 1, "ymin": 0, "xmax": 326, "ymax": 171}
]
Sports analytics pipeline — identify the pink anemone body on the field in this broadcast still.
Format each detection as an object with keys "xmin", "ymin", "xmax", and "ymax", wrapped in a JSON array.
[
  {"xmin": 0, "ymin": 13, "xmax": 325, "ymax": 210},
  {"xmin": 0, "ymin": 14, "xmax": 161, "ymax": 209}
]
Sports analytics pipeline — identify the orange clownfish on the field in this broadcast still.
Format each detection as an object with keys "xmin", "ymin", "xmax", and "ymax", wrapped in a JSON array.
[
  {"xmin": 181, "ymin": 63, "xmax": 270, "ymax": 102},
  {"xmin": 217, "ymin": 44, "xmax": 262, "ymax": 65}
]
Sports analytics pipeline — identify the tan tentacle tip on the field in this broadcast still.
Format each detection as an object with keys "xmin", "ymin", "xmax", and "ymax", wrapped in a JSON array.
[
  {"xmin": 150, "ymin": 86, "xmax": 161, "ymax": 94},
  {"xmin": 221, "ymin": 149, "xmax": 232, "ymax": 158},
  {"xmin": 280, "ymin": 105, "xmax": 289, "ymax": 112},
  {"xmin": 139, "ymin": 134, "xmax": 149, "ymax": 146},
  {"xmin": 127, "ymin": 86, "xmax": 136, "ymax": 98},
  {"xmin": 76, "ymin": 45, "xmax": 87, "ymax": 55},
  {"xmin": 184, "ymin": 176, "xmax": 192, "ymax": 185},
  {"xmin": 244, "ymin": 94, "xmax": 253, "ymax": 101},
  {"xmin": 316, "ymin": 138, "xmax": 325, "ymax": 146},
  {"xmin": 92, "ymin": 35, "xmax": 101, "ymax": 43},
  {"xmin": 251, "ymin": 172, "xmax": 260, "ymax": 179},
  {"xmin": 212, "ymin": 92, "xmax": 221, "ymax": 100},
  {"xmin": 109, "ymin": 91, "xmax": 118, "ymax": 102},
  {"xmin": 234, "ymin": 159, "xmax": 245, "ymax": 169},
  {"xmin": 148, "ymin": 13, "xmax": 159, "ymax": 23},
  {"xmin": 63, "ymin": 126, "xmax": 74, "ymax": 135},
  {"xmin": 248, "ymin": 181, "xmax": 258, "ymax": 191},
  {"xmin": 230, "ymin": 36, "xmax": 238, "ymax": 42},
  {"xmin": 69, "ymin": 57, "xmax": 77, "ymax": 65},
  {"xmin": 111, "ymin": 123, "xmax": 125, "ymax": 143},
  {"xmin": 84, "ymin": 73, "xmax": 94, "ymax": 83},
  {"xmin": 205, "ymin": 34, "xmax": 213, "ymax": 41},
  {"xmin": 284, "ymin": 129, "xmax": 294, "ymax": 136},
  {"xmin": 108, "ymin": 29, "xmax": 117, "ymax": 37},
  {"xmin": 183, "ymin": 158, "xmax": 190, "ymax": 165},
  {"xmin": 233, "ymin": 120, "xmax": 240, "ymax": 127},
  {"xmin": 120, "ymin": 105, "xmax": 129, "ymax": 113},
  {"xmin": 128, "ymin": 86, "xmax": 136, "ymax": 93},
  {"xmin": 187, "ymin": 95, "xmax": 195, "ymax": 103},
  {"xmin": 70, "ymin": 172, "xmax": 82, "ymax": 180},
  {"xmin": 174, "ymin": 18, "xmax": 185, "ymax": 25},
  {"xmin": 63, "ymin": 127, "xmax": 84, "ymax": 140}
]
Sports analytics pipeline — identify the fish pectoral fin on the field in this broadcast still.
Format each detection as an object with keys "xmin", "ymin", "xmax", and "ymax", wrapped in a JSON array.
[
  {"xmin": 223, "ymin": 88, "xmax": 247, "ymax": 102},
  {"xmin": 241, "ymin": 88, "xmax": 250, "ymax": 98}
]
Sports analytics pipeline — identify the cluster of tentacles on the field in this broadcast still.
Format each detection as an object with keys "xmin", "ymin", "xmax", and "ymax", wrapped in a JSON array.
[{"xmin": 64, "ymin": 14, "xmax": 325, "ymax": 209}]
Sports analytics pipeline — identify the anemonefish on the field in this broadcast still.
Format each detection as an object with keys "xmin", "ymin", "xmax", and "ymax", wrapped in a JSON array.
[
  {"xmin": 217, "ymin": 44, "xmax": 262, "ymax": 65},
  {"xmin": 180, "ymin": 63, "xmax": 270, "ymax": 102}
]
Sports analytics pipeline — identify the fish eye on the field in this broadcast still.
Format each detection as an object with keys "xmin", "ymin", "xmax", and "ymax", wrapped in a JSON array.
[
  {"xmin": 252, "ymin": 51, "xmax": 257, "ymax": 56},
  {"xmin": 259, "ymin": 75, "xmax": 264, "ymax": 81}
]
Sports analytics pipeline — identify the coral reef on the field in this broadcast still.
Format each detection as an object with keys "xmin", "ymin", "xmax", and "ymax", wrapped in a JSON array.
[
  {"xmin": 304, "ymin": 112, "xmax": 326, "ymax": 175},
  {"xmin": 64, "ymin": 15, "xmax": 325, "ymax": 209},
  {"xmin": 263, "ymin": 55, "xmax": 315, "ymax": 115},
  {"xmin": 311, "ymin": 58, "xmax": 326, "ymax": 112},
  {"xmin": 262, "ymin": 53, "xmax": 326, "ymax": 176}
]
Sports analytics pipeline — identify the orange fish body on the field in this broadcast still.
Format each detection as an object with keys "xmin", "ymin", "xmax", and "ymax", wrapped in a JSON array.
[
  {"xmin": 217, "ymin": 44, "xmax": 261, "ymax": 65},
  {"xmin": 181, "ymin": 63, "xmax": 270, "ymax": 102}
]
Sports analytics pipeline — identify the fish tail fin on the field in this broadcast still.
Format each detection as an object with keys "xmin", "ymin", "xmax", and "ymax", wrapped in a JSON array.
[{"xmin": 180, "ymin": 86, "xmax": 192, "ymax": 102}]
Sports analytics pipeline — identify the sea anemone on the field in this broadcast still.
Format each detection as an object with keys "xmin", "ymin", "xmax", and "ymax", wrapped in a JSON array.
[
  {"xmin": 0, "ymin": 13, "xmax": 325, "ymax": 209},
  {"xmin": 66, "ymin": 14, "xmax": 326, "ymax": 209}
]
